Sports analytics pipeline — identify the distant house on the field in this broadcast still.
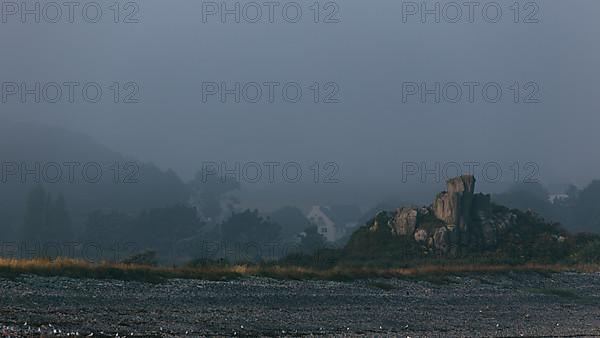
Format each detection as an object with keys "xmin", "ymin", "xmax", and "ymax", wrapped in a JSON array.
[
  {"xmin": 306, "ymin": 205, "xmax": 361, "ymax": 242},
  {"xmin": 548, "ymin": 194, "xmax": 569, "ymax": 204}
]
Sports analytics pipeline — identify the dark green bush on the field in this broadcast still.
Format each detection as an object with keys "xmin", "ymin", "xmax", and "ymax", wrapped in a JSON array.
[
  {"xmin": 571, "ymin": 240, "xmax": 600, "ymax": 263},
  {"xmin": 121, "ymin": 250, "xmax": 159, "ymax": 266}
]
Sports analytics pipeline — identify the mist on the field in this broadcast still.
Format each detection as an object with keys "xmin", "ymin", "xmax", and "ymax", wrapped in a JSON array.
[{"xmin": 1, "ymin": 0, "xmax": 598, "ymax": 199}]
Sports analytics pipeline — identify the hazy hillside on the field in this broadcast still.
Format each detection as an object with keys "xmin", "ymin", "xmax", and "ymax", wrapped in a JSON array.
[{"xmin": 0, "ymin": 121, "xmax": 189, "ymax": 229}]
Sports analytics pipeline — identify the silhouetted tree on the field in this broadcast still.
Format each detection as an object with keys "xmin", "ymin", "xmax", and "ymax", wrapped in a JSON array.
[
  {"xmin": 131, "ymin": 204, "xmax": 203, "ymax": 257},
  {"xmin": 22, "ymin": 185, "xmax": 48, "ymax": 243},
  {"xmin": 83, "ymin": 210, "xmax": 134, "ymax": 247},
  {"xmin": 47, "ymin": 194, "xmax": 72, "ymax": 241},
  {"xmin": 573, "ymin": 180, "xmax": 600, "ymax": 232},
  {"xmin": 493, "ymin": 182, "xmax": 557, "ymax": 222},
  {"xmin": 269, "ymin": 206, "xmax": 313, "ymax": 243},
  {"xmin": 298, "ymin": 226, "xmax": 327, "ymax": 254},
  {"xmin": 189, "ymin": 170, "xmax": 241, "ymax": 223},
  {"xmin": 22, "ymin": 185, "xmax": 72, "ymax": 244},
  {"xmin": 220, "ymin": 209, "xmax": 281, "ymax": 244}
]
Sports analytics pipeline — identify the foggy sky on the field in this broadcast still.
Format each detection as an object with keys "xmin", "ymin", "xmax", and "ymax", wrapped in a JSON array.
[{"xmin": 2, "ymin": 0, "xmax": 599, "ymax": 209}]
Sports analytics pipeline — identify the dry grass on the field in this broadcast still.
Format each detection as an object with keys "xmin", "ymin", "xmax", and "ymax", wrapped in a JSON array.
[
  {"xmin": 257, "ymin": 263, "xmax": 600, "ymax": 281},
  {"xmin": 1, "ymin": 258, "xmax": 599, "ymax": 283},
  {"xmin": 0, "ymin": 257, "xmax": 242, "ymax": 282}
]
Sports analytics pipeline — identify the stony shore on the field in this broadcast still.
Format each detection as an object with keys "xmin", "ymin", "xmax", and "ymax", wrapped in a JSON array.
[{"xmin": 1, "ymin": 272, "xmax": 600, "ymax": 337}]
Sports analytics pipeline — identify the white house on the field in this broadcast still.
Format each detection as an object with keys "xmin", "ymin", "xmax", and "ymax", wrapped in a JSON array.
[
  {"xmin": 307, "ymin": 206, "xmax": 338, "ymax": 242},
  {"xmin": 548, "ymin": 194, "xmax": 569, "ymax": 204},
  {"xmin": 306, "ymin": 205, "xmax": 360, "ymax": 242}
]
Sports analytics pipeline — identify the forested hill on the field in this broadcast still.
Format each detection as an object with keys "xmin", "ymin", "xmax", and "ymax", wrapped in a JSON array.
[{"xmin": 0, "ymin": 121, "xmax": 189, "ymax": 226}]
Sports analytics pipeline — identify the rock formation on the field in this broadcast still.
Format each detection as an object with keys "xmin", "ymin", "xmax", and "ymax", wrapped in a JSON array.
[
  {"xmin": 368, "ymin": 175, "xmax": 518, "ymax": 255},
  {"xmin": 389, "ymin": 207, "xmax": 418, "ymax": 236},
  {"xmin": 432, "ymin": 175, "xmax": 475, "ymax": 231}
]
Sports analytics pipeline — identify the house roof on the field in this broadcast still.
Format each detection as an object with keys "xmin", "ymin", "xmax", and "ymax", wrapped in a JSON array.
[{"xmin": 308, "ymin": 205, "xmax": 361, "ymax": 226}]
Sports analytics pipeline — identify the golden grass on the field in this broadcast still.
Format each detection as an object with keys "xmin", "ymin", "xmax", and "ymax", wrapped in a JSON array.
[
  {"xmin": 1, "ymin": 257, "xmax": 599, "ymax": 282},
  {"xmin": 0, "ymin": 257, "xmax": 242, "ymax": 282}
]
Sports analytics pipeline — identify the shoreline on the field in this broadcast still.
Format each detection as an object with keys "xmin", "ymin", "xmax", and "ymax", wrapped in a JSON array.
[{"xmin": 1, "ymin": 271, "xmax": 600, "ymax": 337}]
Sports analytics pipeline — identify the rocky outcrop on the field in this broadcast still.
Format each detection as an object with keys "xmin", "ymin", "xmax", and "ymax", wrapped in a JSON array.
[
  {"xmin": 369, "ymin": 211, "xmax": 389, "ymax": 232},
  {"xmin": 480, "ymin": 212, "xmax": 517, "ymax": 246},
  {"xmin": 432, "ymin": 175, "xmax": 475, "ymax": 231},
  {"xmin": 433, "ymin": 227, "xmax": 449, "ymax": 253},
  {"xmin": 368, "ymin": 175, "xmax": 518, "ymax": 255},
  {"xmin": 389, "ymin": 207, "xmax": 419, "ymax": 235},
  {"xmin": 414, "ymin": 229, "xmax": 428, "ymax": 242}
]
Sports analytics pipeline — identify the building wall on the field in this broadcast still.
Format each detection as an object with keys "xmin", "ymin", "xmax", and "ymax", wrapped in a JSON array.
[{"xmin": 307, "ymin": 206, "xmax": 337, "ymax": 242}]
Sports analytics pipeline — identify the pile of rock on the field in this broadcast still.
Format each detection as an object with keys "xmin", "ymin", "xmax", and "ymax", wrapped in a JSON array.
[{"xmin": 369, "ymin": 175, "xmax": 518, "ymax": 255}]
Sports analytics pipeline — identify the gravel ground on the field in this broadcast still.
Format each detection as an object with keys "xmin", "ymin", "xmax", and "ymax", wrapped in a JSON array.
[{"xmin": 1, "ymin": 272, "xmax": 600, "ymax": 337}]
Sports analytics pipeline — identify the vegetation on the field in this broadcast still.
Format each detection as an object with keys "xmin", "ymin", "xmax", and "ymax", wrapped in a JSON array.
[
  {"xmin": 333, "ymin": 206, "xmax": 599, "ymax": 268},
  {"xmin": 493, "ymin": 180, "xmax": 600, "ymax": 233},
  {"xmin": 269, "ymin": 206, "xmax": 314, "ymax": 243},
  {"xmin": 22, "ymin": 185, "xmax": 72, "ymax": 244},
  {"xmin": 0, "ymin": 257, "xmax": 239, "ymax": 283},
  {"xmin": 220, "ymin": 209, "xmax": 281, "ymax": 245},
  {"xmin": 81, "ymin": 204, "xmax": 204, "ymax": 260},
  {"xmin": 4, "ymin": 128, "xmax": 600, "ymax": 281},
  {"xmin": 297, "ymin": 225, "xmax": 328, "ymax": 254},
  {"xmin": 121, "ymin": 249, "xmax": 159, "ymax": 266},
  {"xmin": 571, "ymin": 240, "xmax": 600, "ymax": 263},
  {"xmin": 3, "ymin": 204, "xmax": 600, "ymax": 281},
  {"xmin": 1, "ymin": 257, "xmax": 599, "ymax": 283},
  {"xmin": 188, "ymin": 169, "xmax": 240, "ymax": 224}
]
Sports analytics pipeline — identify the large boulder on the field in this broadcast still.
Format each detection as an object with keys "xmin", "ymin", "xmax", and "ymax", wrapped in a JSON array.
[
  {"xmin": 368, "ymin": 211, "xmax": 390, "ymax": 232},
  {"xmin": 433, "ymin": 175, "xmax": 475, "ymax": 232},
  {"xmin": 433, "ymin": 226, "xmax": 450, "ymax": 253},
  {"xmin": 389, "ymin": 207, "xmax": 419, "ymax": 236},
  {"xmin": 432, "ymin": 191, "xmax": 459, "ymax": 224},
  {"xmin": 414, "ymin": 229, "xmax": 428, "ymax": 242},
  {"xmin": 447, "ymin": 175, "xmax": 475, "ymax": 195}
]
